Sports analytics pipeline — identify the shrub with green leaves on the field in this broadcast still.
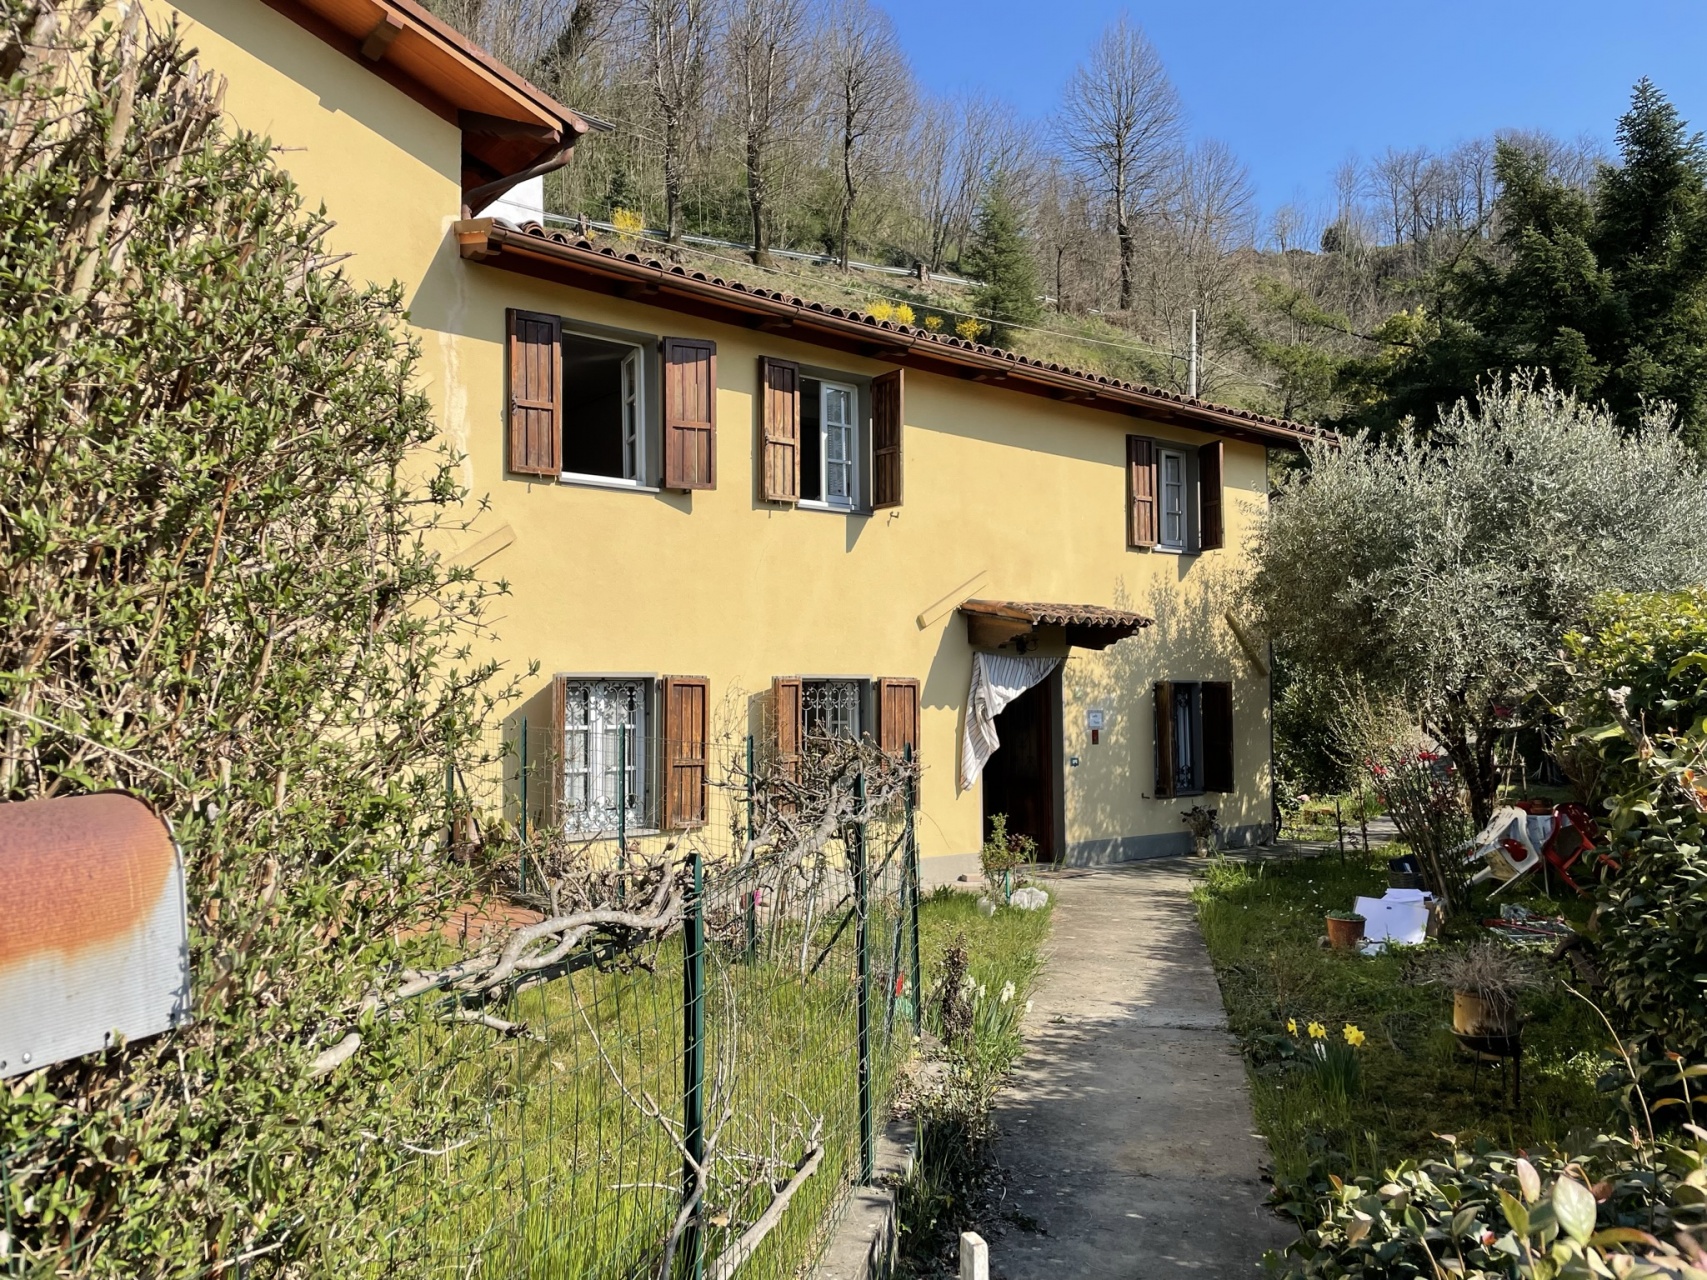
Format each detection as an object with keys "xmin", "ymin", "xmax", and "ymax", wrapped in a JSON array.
[
  {"xmin": 1564, "ymin": 589, "xmax": 1707, "ymax": 794},
  {"xmin": 0, "ymin": 4, "xmax": 508, "ymax": 1273},
  {"xmin": 1270, "ymin": 1129, "xmax": 1707, "ymax": 1278},
  {"xmin": 1562, "ymin": 592, "xmax": 1707, "ymax": 1064}
]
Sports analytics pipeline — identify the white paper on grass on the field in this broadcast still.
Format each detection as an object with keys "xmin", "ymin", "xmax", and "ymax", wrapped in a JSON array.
[{"xmin": 1353, "ymin": 894, "xmax": 1430, "ymax": 946}]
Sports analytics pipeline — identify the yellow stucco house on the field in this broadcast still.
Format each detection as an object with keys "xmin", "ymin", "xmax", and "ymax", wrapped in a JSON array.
[{"xmin": 153, "ymin": 0, "xmax": 1329, "ymax": 881}]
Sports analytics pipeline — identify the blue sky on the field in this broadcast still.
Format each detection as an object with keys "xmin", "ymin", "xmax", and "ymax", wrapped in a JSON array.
[{"xmin": 876, "ymin": 1, "xmax": 1707, "ymax": 224}]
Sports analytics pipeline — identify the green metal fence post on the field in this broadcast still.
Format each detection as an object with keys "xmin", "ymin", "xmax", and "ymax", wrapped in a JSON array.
[
  {"xmin": 906, "ymin": 742, "xmax": 923, "ymax": 1038},
  {"xmin": 854, "ymin": 768, "xmax": 873, "ymax": 1184},
  {"xmin": 744, "ymin": 734, "xmax": 758, "ymax": 962},
  {"xmin": 682, "ymin": 849, "xmax": 705, "ymax": 1278},
  {"xmin": 515, "ymin": 724, "xmax": 528, "ymax": 895},
  {"xmin": 616, "ymin": 728, "xmax": 629, "ymax": 903}
]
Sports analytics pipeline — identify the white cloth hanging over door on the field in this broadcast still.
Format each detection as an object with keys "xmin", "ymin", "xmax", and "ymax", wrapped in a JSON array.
[{"xmin": 961, "ymin": 652, "xmax": 1062, "ymax": 791}]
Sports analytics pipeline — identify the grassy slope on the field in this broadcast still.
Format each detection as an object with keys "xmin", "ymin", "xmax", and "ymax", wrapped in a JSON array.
[
  {"xmin": 1191, "ymin": 848, "xmax": 1607, "ymax": 1189},
  {"xmin": 591, "ymin": 235, "xmax": 1277, "ymax": 416}
]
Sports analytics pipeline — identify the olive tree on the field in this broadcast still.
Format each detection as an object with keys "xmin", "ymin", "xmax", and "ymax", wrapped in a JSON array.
[{"xmin": 1248, "ymin": 375, "xmax": 1707, "ymax": 827}]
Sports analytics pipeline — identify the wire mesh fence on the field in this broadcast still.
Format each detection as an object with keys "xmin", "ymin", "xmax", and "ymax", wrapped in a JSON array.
[{"xmin": 373, "ymin": 729, "xmax": 921, "ymax": 1280}]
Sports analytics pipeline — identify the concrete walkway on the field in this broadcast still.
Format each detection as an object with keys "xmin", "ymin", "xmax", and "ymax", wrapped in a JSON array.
[{"xmin": 982, "ymin": 861, "xmax": 1290, "ymax": 1278}]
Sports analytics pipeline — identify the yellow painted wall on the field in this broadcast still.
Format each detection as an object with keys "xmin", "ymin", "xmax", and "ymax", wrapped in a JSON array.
[{"xmin": 154, "ymin": 0, "xmax": 1275, "ymax": 870}]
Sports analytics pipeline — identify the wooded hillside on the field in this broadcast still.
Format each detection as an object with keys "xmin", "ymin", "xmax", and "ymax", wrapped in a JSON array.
[{"xmin": 426, "ymin": 0, "xmax": 1707, "ymax": 441}]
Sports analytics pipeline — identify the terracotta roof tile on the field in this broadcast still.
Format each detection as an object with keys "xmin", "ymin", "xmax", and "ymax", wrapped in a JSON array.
[{"xmin": 466, "ymin": 220, "xmax": 1339, "ymax": 447}]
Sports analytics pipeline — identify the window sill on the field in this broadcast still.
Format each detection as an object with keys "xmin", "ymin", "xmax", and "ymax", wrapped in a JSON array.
[
  {"xmin": 796, "ymin": 499, "xmax": 868, "ymax": 516},
  {"xmin": 563, "ymin": 825, "xmax": 662, "ymax": 839},
  {"xmin": 1148, "ymin": 544, "xmax": 1198, "ymax": 557},
  {"xmin": 559, "ymin": 472, "xmax": 660, "ymax": 494}
]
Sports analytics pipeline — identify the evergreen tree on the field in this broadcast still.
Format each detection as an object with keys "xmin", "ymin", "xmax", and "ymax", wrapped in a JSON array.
[
  {"xmin": 1343, "ymin": 80, "xmax": 1707, "ymax": 448},
  {"xmin": 964, "ymin": 172, "xmax": 1043, "ymax": 346}
]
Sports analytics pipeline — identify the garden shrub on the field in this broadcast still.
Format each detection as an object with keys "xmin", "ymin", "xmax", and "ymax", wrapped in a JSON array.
[
  {"xmin": 1270, "ymin": 1128, "xmax": 1707, "ymax": 1278},
  {"xmin": 1563, "ymin": 591, "xmax": 1707, "ymax": 1064},
  {"xmin": 1564, "ymin": 589, "xmax": 1707, "ymax": 793},
  {"xmin": 0, "ymin": 5, "xmax": 508, "ymax": 1272}
]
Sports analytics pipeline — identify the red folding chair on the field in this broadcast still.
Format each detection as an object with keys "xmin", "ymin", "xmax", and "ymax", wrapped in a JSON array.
[{"xmin": 1540, "ymin": 804, "xmax": 1612, "ymax": 898}]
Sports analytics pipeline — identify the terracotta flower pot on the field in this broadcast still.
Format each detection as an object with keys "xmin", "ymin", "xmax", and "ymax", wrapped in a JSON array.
[
  {"xmin": 1453, "ymin": 990, "xmax": 1517, "ymax": 1036},
  {"xmin": 1326, "ymin": 915, "xmax": 1365, "ymax": 950}
]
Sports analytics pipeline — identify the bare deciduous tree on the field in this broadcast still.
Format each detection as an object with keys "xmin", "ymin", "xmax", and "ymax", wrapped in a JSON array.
[
  {"xmin": 637, "ymin": 0, "xmax": 714, "ymax": 244},
  {"xmin": 1144, "ymin": 139, "xmax": 1255, "ymax": 398},
  {"xmin": 823, "ymin": 0, "xmax": 907, "ymax": 269},
  {"xmin": 1058, "ymin": 15, "xmax": 1182, "ymax": 311},
  {"xmin": 726, "ymin": 0, "xmax": 814, "ymax": 264}
]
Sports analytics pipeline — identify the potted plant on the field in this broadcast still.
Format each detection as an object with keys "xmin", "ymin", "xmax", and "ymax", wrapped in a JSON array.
[
  {"xmin": 1419, "ymin": 940, "xmax": 1541, "ymax": 1036},
  {"xmin": 1325, "ymin": 910, "xmax": 1365, "ymax": 950},
  {"xmin": 1181, "ymin": 804, "xmax": 1220, "ymax": 857},
  {"xmin": 981, "ymin": 813, "xmax": 1035, "ymax": 902}
]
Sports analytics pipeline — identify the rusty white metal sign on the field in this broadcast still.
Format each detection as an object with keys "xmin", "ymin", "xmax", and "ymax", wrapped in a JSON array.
[{"xmin": 0, "ymin": 792, "xmax": 191, "ymax": 1077}]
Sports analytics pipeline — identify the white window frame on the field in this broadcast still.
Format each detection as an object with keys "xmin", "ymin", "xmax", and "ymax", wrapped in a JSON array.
[
  {"xmin": 800, "ymin": 378, "xmax": 861, "ymax": 512},
  {"xmin": 1158, "ymin": 446, "xmax": 1188, "ymax": 551},
  {"xmin": 559, "ymin": 677, "xmax": 653, "ymax": 834},
  {"xmin": 560, "ymin": 330, "xmax": 648, "ymax": 490}
]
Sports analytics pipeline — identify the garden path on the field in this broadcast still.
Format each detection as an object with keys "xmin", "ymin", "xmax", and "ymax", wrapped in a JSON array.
[{"xmin": 982, "ymin": 860, "xmax": 1290, "ymax": 1278}]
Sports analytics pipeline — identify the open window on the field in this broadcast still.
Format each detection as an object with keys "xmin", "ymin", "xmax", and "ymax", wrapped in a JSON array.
[
  {"xmin": 760, "ymin": 364, "xmax": 901, "ymax": 510},
  {"xmin": 800, "ymin": 377, "xmax": 860, "ymax": 509},
  {"xmin": 506, "ymin": 310, "xmax": 716, "ymax": 491},
  {"xmin": 1153, "ymin": 680, "xmax": 1233, "ymax": 798},
  {"xmin": 1128, "ymin": 435, "xmax": 1225, "ymax": 553},
  {"xmin": 561, "ymin": 331, "xmax": 645, "ymax": 482}
]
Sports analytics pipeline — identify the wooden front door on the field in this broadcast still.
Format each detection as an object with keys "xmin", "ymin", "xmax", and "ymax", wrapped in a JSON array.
[{"xmin": 981, "ymin": 673, "xmax": 1059, "ymax": 864}]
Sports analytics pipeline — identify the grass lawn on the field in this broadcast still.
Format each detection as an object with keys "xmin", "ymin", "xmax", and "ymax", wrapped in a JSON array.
[
  {"xmin": 1191, "ymin": 847, "xmax": 1610, "ymax": 1192},
  {"xmin": 916, "ymin": 887, "xmax": 1053, "ymax": 1014},
  {"xmin": 358, "ymin": 883, "xmax": 1052, "ymax": 1280},
  {"xmin": 374, "ymin": 885, "xmax": 913, "ymax": 1280}
]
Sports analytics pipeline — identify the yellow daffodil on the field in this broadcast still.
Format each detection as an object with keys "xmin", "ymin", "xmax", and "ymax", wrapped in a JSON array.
[
  {"xmin": 1307, "ymin": 1021, "xmax": 1327, "ymax": 1040},
  {"xmin": 1286, "ymin": 1018, "xmax": 1298, "ymax": 1035},
  {"xmin": 1343, "ymin": 1023, "xmax": 1366, "ymax": 1047}
]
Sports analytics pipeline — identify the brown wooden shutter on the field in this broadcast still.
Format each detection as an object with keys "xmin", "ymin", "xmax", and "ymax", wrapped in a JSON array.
[
  {"xmin": 872, "ymin": 369, "xmax": 904, "ymax": 509},
  {"xmin": 661, "ymin": 676, "xmax": 710, "ymax": 829},
  {"xmin": 663, "ymin": 337, "xmax": 717, "ymax": 490},
  {"xmin": 507, "ymin": 309, "xmax": 562, "ymax": 476},
  {"xmin": 760, "ymin": 357, "xmax": 801, "ymax": 503},
  {"xmin": 1127, "ymin": 436, "xmax": 1157, "ymax": 548},
  {"xmin": 772, "ymin": 676, "xmax": 804, "ymax": 791},
  {"xmin": 547, "ymin": 675, "xmax": 567, "ymax": 827},
  {"xmin": 1202, "ymin": 681, "xmax": 1234, "ymax": 793},
  {"xmin": 1198, "ymin": 440, "xmax": 1224, "ymax": 551},
  {"xmin": 1153, "ymin": 681, "xmax": 1176, "ymax": 798},
  {"xmin": 876, "ymin": 677, "xmax": 921, "ymax": 759}
]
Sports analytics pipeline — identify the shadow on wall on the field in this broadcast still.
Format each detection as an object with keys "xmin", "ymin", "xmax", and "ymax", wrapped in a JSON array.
[{"xmin": 1063, "ymin": 564, "xmax": 1269, "ymax": 863}]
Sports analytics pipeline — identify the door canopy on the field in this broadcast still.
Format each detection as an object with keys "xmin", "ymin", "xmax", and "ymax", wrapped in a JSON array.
[{"xmin": 958, "ymin": 599, "xmax": 1151, "ymax": 652}]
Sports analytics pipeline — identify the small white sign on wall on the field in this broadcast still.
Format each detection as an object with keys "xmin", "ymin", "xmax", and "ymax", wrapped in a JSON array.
[{"xmin": 1086, "ymin": 708, "xmax": 1105, "ymax": 730}]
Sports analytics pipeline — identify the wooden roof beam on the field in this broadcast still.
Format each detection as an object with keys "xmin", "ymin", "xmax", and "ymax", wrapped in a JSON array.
[{"xmin": 360, "ymin": 12, "xmax": 404, "ymax": 60}]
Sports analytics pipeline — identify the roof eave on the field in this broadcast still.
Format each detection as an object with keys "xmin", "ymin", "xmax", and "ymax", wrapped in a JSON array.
[
  {"xmin": 454, "ymin": 220, "xmax": 1337, "ymax": 451},
  {"xmin": 261, "ymin": 0, "xmax": 595, "ymax": 210}
]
